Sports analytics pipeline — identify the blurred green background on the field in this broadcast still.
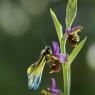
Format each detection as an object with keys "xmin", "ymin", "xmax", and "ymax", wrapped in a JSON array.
[{"xmin": 0, "ymin": 0, "xmax": 95, "ymax": 95}]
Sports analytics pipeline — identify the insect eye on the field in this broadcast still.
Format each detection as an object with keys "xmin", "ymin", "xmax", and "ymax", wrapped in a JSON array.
[
  {"xmin": 41, "ymin": 46, "xmax": 52, "ymax": 55},
  {"xmin": 45, "ymin": 46, "xmax": 50, "ymax": 50},
  {"xmin": 45, "ymin": 46, "xmax": 52, "ymax": 54}
]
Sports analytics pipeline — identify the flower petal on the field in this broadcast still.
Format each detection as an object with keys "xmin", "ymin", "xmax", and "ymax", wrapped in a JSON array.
[
  {"xmin": 55, "ymin": 53, "xmax": 67, "ymax": 63},
  {"xmin": 65, "ymin": 29, "xmax": 72, "ymax": 34},
  {"xmin": 65, "ymin": 25, "xmax": 83, "ymax": 34},
  {"xmin": 52, "ymin": 41, "xmax": 59, "ymax": 54},
  {"xmin": 48, "ymin": 78, "xmax": 60, "ymax": 94},
  {"xmin": 71, "ymin": 25, "xmax": 82, "ymax": 32},
  {"xmin": 51, "ymin": 78, "xmax": 56, "ymax": 89}
]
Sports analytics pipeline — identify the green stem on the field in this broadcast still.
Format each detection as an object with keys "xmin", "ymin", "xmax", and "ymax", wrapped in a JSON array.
[
  {"xmin": 60, "ymin": 37, "xmax": 71, "ymax": 95},
  {"xmin": 63, "ymin": 64, "xmax": 71, "ymax": 95}
]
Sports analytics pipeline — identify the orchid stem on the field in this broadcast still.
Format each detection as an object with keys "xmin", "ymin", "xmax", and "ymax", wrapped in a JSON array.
[
  {"xmin": 63, "ymin": 64, "xmax": 71, "ymax": 95},
  {"xmin": 60, "ymin": 37, "xmax": 71, "ymax": 95}
]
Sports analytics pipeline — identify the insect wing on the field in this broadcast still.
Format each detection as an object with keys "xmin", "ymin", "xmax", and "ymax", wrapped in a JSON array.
[{"xmin": 27, "ymin": 56, "xmax": 46, "ymax": 90}]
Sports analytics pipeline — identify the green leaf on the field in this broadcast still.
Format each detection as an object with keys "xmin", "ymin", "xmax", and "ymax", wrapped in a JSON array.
[
  {"xmin": 67, "ymin": 37, "xmax": 87, "ymax": 64},
  {"xmin": 50, "ymin": 8, "xmax": 63, "ymax": 42},
  {"xmin": 66, "ymin": 0, "xmax": 77, "ymax": 29}
]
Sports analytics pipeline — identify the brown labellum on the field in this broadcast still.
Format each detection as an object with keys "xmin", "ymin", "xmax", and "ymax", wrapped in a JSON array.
[
  {"xmin": 68, "ymin": 33, "xmax": 80, "ymax": 47},
  {"xmin": 49, "ymin": 56, "xmax": 61, "ymax": 73}
]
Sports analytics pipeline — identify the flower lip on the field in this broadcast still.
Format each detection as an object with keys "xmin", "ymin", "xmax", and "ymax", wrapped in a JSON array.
[
  {"xmin": 52, "ymin": 41, "xmax": 67, "ymax": 63},
  {"xmin": 65, "ymin": 25, "xmax": 83, "ymax": 34}
]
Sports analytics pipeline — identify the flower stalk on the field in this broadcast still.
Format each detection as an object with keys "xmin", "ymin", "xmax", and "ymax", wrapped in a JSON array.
[{"xmin": 60, "ymin": 35, "xmax": 71, "ymax": 95}]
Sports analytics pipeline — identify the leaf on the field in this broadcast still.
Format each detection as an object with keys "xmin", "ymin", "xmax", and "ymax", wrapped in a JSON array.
[
  {"xmin": 50, "ymin": 8, "xmax": 63, "ymax": 42},
  {"xmin": 65, "ymin": 0, "xmax": 77, "ymax": 29},
  {"xmin": 67, "ymin": 37, "xmax": 87, "ymax": 64}
]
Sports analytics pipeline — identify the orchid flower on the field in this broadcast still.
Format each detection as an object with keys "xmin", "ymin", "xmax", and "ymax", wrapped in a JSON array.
[
  {"xmin": 48, "ymin": 78, "xmax": 60, "ymax": 95},
  {"xmin": 49, "ymin": 41, "xmax": 67, "ymax": 73},
  {"xmin": 52, "ymin": 41, "xmax": 66, "ymax": 63},
  {"xmin": 65, "ymin": 25, "xmax": 83, "ymax": 47},
  {"xmin": 41, "ymin": 78, "xmax": 60, "ymax": 95}
]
